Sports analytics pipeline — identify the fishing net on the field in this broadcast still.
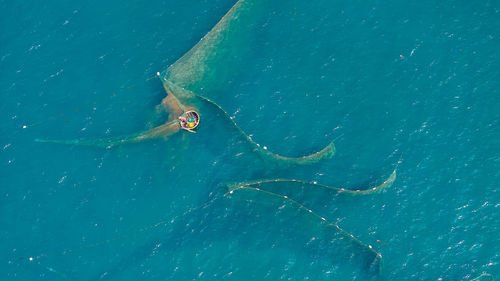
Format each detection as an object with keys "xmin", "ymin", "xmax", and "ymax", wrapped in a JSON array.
[
  {"xmin": 227, "ymin": 169, "xmax": 397, "ymax": 196},
  {"xmin": 32, "ymin": 0, "xmax": 398, "ymax": 277},
  {"xmin": 35, "ymin": 119, "xmax": 180, "ymax": 147},
  {"xmin": 226, "ymin": 170, "xmax": 397, "ymax": 274},
  {"xmin": 37, "ymin": 0, "xmax": 335, "ymax": 166},
  {"xmin": 471, "ymin": 273, "xmax": 495, "ymax": 281},
  {"xmin": 26, "ymin": 181, "xmax": 388, "ymax": 280},
  {"xmin": 160, "ymin": 0, "xmax": 266, "ymax": 98},
  {"xmin": 158, "ymin": 0, "xmax": 335, "ymax": 165}
]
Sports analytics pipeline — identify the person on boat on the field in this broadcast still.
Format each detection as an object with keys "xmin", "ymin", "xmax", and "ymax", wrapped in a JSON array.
[{"xmin": 179, "ymin": 116, "xmax": 187, "ymax": 127}]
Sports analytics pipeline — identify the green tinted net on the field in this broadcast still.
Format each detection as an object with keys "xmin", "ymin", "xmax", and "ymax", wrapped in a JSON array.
[
  {"xmin": 227, "ymin": 169, "xmax": 397, "ymax": 195},
  {"xmin": 35, "ymin": 119, "xmax": 180, "ymax": 147},
  {"xmin": 37, "ymin": 0, "xmax": 335, "ymax": 166},
  {"xmin": 192, "ymin": 89, "xmax": 336, "ymax": 165},
  {"xmin": 158, "ymin": 0, "xmax": 335, "ymax": 165},
  {"xmin": 225, "ymin": 170, "xmax": 398, "ymax": 274},
  {"xmin": 471, "ymin": 273, "xmax": 495, "ymax": 281},
  {"xmin": 159, "ymin": 78, "xmax": 336, "ymax": 165},
  {"xmin": 160, "ymin": 0, "xmax": 266, "ymax": 98}
]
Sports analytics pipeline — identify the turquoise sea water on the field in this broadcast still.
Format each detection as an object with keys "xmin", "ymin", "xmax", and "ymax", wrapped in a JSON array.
[{"xmin": 1, "ymin": 0, "xmax": 499, "ymax": 280}]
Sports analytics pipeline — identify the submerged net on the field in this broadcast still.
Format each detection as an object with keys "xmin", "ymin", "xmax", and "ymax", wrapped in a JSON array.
[
  {"xmin": 227, "ymin": 169, "xmax": 397, "ymax": 196},
  {"xmin": 189, "ymin": 86, "xmax": 336, "ymax": 166},
  {"xmin": 35, "ymin": 119, "xmax": 180, "ymax": 147},
  {"xmin": 471, "ymin": 273, "xmax": 495, "ymax": 281},
  {"xmin": 33, "ymin": 0, "xmax": 398, "ymax": 277},
  {"xmin": 37, "ymin": 0, "xmax": 336, "ymax": 166},
  {"xmin": 158, "ymin": 0, "xmax": 335, "ymax": 166},
  {"xmin": 32, "ymin": 170, "xmax": 395, "ymax": 279},
  {"xmin": 160, "ymin": 0, "xmax": 266, "ymax": 98},
  {"xmin": 226, "ymin": 169, "xmax": 397, "ymax": 274},
  {"xmin": 160, "ymin": 78, "xmax": 336, "ymax": 165}
]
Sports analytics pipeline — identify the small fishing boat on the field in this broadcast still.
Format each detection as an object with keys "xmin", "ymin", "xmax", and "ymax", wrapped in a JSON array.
[{"xmin": 179, "ymin": 110, "xmax": 200, "ymax": 132}]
